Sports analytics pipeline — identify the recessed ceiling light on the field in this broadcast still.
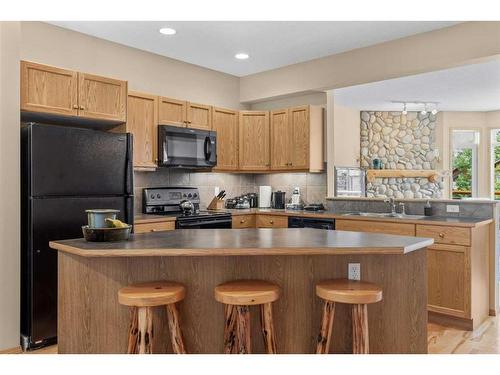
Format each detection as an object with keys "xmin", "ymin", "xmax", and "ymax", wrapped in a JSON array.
[
  {"xmin": 235, "ymin": 53, "xmax": 249, "ymax": 60},
  {"xmin": 159, "ymin": 27, "xmax": 176, "ymax": 35}
]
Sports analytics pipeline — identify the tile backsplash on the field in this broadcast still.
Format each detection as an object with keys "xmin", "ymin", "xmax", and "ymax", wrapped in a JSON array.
[{"xmin": 134, "ymin": 170, "xmax": 327, "ymax": 214}]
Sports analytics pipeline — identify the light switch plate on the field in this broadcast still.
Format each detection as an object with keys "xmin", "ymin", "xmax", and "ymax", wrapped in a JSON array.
[{"xmin": 446, "ymin": 204, "xmax": 460, "ymax": 213}]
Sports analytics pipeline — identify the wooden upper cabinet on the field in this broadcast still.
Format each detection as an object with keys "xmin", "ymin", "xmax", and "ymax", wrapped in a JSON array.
[
  {"xmin": 126, "ymin": 91, "xmax": 158, "ymax": 170},
  {"xmin": 239, "ymin": 111, "xmax": 270, "ymax": 171},
  {"xmin": 212, "ymin": 107, "xmax": 238, "ymax": 171},
  {"xmin": 78, "ymin": 73, "xmax": 127, "ymax": 122},
  {"xmin": 158, "ymin": 97, "xmax": 187, "ymax": 127},
  {"xmin": 21, "ymin": 61, "xmax": 78, "ymax": 116},
  {"xmin": 21, "ymin": 61, "xmax": 127, "ymax": 123},
  {"xmin": 270, "ymin": 109, "xmax": 290, "ymax": 170},
  {"xmin": 187, "ymin": 102, "xmax": 212, "ymax": 130},
  {"xmin": 289, "ymin": 106, "xmax": 310, "ymax": 170}
]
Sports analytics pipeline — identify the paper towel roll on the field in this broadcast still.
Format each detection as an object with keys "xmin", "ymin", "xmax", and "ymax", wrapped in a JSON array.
[{"xmin": 259, "ymin": 186, "xmax": 272, "ymax": 208}]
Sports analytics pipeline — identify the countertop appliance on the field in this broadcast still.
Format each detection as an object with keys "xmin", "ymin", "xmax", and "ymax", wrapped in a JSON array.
[
  {"xmin": 271, "ymin": 191, "xmax": 286, "ymax": 209},
  {"xmin": 157, "ymin": 125, "xmax": 216, "ymax": 169},
  {"xmin": 142, "ymin": 187, "xmax": 231, "ymax": 229},
  {"xmin": 288, "ymin": 216, "xmax": 335, "ymax": 230},
  {"xmin": 334, "ymin": 166, "xmax": 366, "ymax": 197},
  {"xmin": 304, "ymin": 203, "xmax": 326, "ymax": 211},
  {"xmin": 21, "ymin": 123, "xmax": 134, "ymax": 350},
  {"xmin": 259, "ymin": 186, "xmax": 272, "ymax": 208},
  {"xmin": 285, "ymin": 187, "xmax": 304, "ymax": 210}
]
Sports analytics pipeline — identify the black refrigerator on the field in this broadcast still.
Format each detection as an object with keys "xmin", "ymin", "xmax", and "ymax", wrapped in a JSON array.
[{"xmin": 21, "ymin": 123, "xmax": 134, "ymax": 350}]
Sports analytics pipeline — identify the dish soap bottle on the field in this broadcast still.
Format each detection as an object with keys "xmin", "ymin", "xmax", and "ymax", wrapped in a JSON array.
[{"xmin": 424, "ymin": 200, "xmax": 433, "ymax": 216}]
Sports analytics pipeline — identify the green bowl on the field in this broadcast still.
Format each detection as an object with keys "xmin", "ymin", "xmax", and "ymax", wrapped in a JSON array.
[{"xmin": 82, "ymin": 225, "xmax": 132, "ymax": 242}]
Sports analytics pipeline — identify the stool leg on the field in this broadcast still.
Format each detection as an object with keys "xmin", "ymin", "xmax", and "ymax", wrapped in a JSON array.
[
  {"xmin": 260, "ymin": 303, "xmax": 277, "ymax": 354},
  {"xmin": 137, "ymin": 306, "xmax": 154, "ymax": 354},
  {"xmin": 166, "ymin": 303, "xmax": 187, "ymax": 354},
  {"xmin": 316, "ymin": 301, "xmax": 335, "ymax": 354},
  {"xmin": 352, "ymin": 304, "xmax": 369, "ymax": 354},
  {"xmin": 235, "ymin": 305, "xmax": 251, "ymax": 354},
  {"xmin": 223, "ymin": 305, "xmax": 238, "ymax": 354},
  {"xmin": 127, "ymin": 307, "xmax": 139, "ymax": 354}
]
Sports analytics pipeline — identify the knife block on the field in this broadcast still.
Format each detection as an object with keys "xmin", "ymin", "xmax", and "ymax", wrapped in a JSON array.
[{"xmin": 207, "ymin": 196, "xmax": 225, "ymax": 210}]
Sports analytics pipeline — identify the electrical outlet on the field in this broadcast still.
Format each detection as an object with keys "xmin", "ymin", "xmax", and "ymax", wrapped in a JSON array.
[
  {"xmin": 446, "ymin": 204, "xmax": 460, "ymax": 213},
  {"xmin": 348, "ymin": 263, "xmax": 361, "ymax": 281}
]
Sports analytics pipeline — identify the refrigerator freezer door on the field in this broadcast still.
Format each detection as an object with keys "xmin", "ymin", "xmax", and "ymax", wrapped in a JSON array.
[
  {"xmin": 26, "ymin": 124, "xmax": 133, "ymax": 197},
  {"xmin": 21, "ymin": 196, "xmax": 132, "ymax": 348}
]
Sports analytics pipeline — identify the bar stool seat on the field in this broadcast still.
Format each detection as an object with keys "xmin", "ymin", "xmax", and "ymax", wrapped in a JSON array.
[
  {"xmin": 215, "ymin": 280, "xmax": 280, "ymax": 354},
  {"xmin": 118, "ymin": 281, "xmax": 187, "ymax": 354},
  {"xmin": 315, "ymin": 278, "xmax": 382, "ymax": 354}
]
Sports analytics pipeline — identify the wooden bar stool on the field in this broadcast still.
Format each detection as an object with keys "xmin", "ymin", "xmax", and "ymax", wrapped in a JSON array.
[
  {"xmin": 118, "ymin": 281, "xmax": 187, "ymax": 354},
  {"xmin": 215, "ymin": 280, "xmax": 280, "ymax": 354},
  {"xmin": 315, "ymin": 279, "xmax": 382, "ymax": 354}
]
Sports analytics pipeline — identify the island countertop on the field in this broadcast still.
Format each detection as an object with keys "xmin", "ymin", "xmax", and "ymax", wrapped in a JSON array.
[{"xmin": 49, "ymin": 228, "xmax": 434, "ymax": 257}]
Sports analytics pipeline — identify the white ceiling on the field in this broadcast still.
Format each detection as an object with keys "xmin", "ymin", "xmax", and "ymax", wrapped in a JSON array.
[
  {"xmin": 333, "ymin": 59, "xmax": 500, "ymax": 112},
  {"xmin": 48, "ymin": 21, "xmax": 459, "ymax": 77}
]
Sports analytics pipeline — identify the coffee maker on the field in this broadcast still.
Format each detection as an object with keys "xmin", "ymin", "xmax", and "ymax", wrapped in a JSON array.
[{"xmin": 271, "ymin": 190, "xmax": 286, "ymax": 209}]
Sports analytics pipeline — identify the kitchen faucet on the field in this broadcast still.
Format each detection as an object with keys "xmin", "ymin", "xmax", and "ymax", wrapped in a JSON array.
[{"xmin": 384, "ymin": 197, "xmax": 397, "ymax": 215}]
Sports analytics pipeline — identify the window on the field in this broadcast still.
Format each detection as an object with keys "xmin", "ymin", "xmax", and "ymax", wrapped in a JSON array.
[
  {"xmin": 451, "ymin": 130, "xmax": 479, "ymax": 199},
  {"xmin": 491, "ymin": 129, "xmax": 500, "ymax": 200}
]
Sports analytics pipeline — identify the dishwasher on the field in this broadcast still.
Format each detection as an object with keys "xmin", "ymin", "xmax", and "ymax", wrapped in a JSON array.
[{"xmin": 288, "ymin": 216, "xmax": 335, "ymax": 230}]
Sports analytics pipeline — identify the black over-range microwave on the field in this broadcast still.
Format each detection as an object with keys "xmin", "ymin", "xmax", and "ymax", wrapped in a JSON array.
[{"xmin": 158, "ymin": 124, "xmax": 217, "ymax": 169}]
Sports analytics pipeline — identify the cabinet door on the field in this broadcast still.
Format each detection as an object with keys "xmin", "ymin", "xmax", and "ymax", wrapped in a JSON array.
[
  {"xmin": 158, "ymin": 97, "xmax": 187, "ymax": 127},
  {"xmin": 127, "ymin": 91, "xmax": 158, "ymax": 169},
  {"xmin": 78, "ymin": 73, "xmax": 127, "ymax": 122},
  {"xmin": 212, "ymin": 107, "xmax": 239, "ymax": 171},
  {"xmin": 232, "ymin": 214, "xmax": 256, "ymax": 228},
  {"xmin": 256, "ymin": 215, "xmax": 288, "ymax": 228},
  {"xmin": 187, "ymin": 102, "xmax": 212, "ymax": 130},
  {"xmin": 289, "ymin": 106, "xmax": 310, "ymax": 169},
  {"xmin": 427, "ymin": 244, "xmax": 470, "ymax": 318},
  {"xmin": 21, "ymin": 61, "xmax": 78, "ymax": 116},
  {"xmin": 238, "ymin": 111, "xmax": 270, "ymax": 171},
  {"xmin": 270, "ymin": 109, "xmax": 291, "ymax": 170}
]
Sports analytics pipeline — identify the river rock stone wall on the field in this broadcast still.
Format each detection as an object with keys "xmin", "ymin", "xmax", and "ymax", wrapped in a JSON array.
[{"xmin": 360, "ymin": 111, "xmax": 443, "ymax": 199}]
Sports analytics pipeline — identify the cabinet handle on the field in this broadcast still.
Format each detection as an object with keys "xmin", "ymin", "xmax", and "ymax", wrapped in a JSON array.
[
  {"xmin": 270, "ymin": 220, "xmax": 274, "ymax": 224},
  {"xmin": 72, "ymin": 104, "xmax": 78, "ymax": 109},
  {"xmin": 438, "ymin": 233, "xmax": 445, "ymax": 238},
  {"xmin": 151, "ymin": 229, "xmax": 160, "ymax": 232},
  {"xmin": 80, "ymin": 106, "xmax": 85, "ymax": 110},
  {"xmin": 240, "ymin": 219, "xmax": 246, "ymax": 224}
]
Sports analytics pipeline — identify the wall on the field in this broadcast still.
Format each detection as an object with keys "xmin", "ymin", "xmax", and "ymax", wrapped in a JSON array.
[
  {"xmin": 0, "ymin": 21, "xmax": 21, "ymax": 351},
  {"xmin": 333, "ymin": 103, "xmax": 360, "ymax": 167},
  {"xmin": 20, "ymin": 22, "xmax": 245, "ymax": 109},
  {"xmin": 249, "ymin": 92, "xmax": 326, "ymax": 110},
  {"xmin": 361, "ymin": 111, "xmax": 442, "ymax": 199},
  {"xmin": 240, "ymin": 22, "xmax": 500, "ymax": 103}
]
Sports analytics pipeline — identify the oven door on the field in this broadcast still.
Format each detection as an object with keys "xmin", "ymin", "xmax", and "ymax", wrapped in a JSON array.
[
  {"xmin": 176, "ymin": 216, "xmax": 232, "ymax": 229},
  {"xmin": 158, "ymin": 125, "xmax": 216, "ymax": 168}
]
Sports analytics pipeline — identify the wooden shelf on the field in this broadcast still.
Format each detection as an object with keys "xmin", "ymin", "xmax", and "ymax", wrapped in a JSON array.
[{"xmin": 367, "ymin": 169, "xmax": 438, "ymax": 183}]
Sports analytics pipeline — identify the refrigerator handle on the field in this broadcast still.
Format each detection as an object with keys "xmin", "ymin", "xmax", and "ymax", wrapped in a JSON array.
[
  {"xmin": 125, "ymin": 133, "xmax": 134, "ymax": 196},
  {"xmin": 125, "ymin": 195, "xmax": 134, "ymax": 229}
]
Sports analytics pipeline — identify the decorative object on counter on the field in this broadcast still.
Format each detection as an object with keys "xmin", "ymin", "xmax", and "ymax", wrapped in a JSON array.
[
  {"xmin": 259, "ymin": 186, "xmax": 272, "ymax": 208},
  {"xmin": 285, "ymin": 187, "xmax": 304, "ymax": 210},
  {"xmin": 315, "ymin": 279, "xmax": 383, "ymax": 354},
  {"xmin": 372, "ymin": 158, "xmax": 381, "ymax": 170},
  {"xmin": 86, "ymin": 209, "xmax": 120, "ymax": 229},
  {"xmin": 81, "ymin": 225, "xmax": 132, "ymax": 242},
  {"xmin": 118, "ymin": 281, "xmax": 187, "ymax": 354},
  {"xmin": 207, "ymin": 190, "xmax": 226, "ymax": 210},
  {"xmin": 424, "ymin": 200, "xmax": 433, "ymax": 216},
  {"xmin": 215, "ymin": 280, "xmax": 280, "ymax": 354},
  {"xmin": 271, "ymin": 191, "xmax": 286, "ymax": 209}
]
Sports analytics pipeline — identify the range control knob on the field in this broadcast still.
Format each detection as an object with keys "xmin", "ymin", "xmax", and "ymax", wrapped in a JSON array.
[
  {"xmin": 150, "ymin": 194, "xmax": 155, "ymax": 199},
  {"xmin": 156, "ymin": 194, "xmax": 161, "ymax": 199},
  {"xmin": 193, "ymin": 193, "xmax": 198, "ymax": 198},
  {"xmin": 183, "ymin": 193, "xmax": 187, "ymax": 197},
  {"xmin": 188, "ymin": 193, "xmax": 192, "ymax": 198}
]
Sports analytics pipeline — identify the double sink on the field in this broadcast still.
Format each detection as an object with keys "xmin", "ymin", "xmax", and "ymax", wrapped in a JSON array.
[{"xmin": 341, "ymin": 212, "xmax": 426, "ymax": 219}]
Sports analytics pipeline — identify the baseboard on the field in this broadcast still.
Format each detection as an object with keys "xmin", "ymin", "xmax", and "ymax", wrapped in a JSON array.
[
  {"xmin": 0, "ymin": 346, "xmax": 22, "ymax": 354},
  {"xmin": 428, "ymin": 311, "xmax": 473, "ymax": 331}
]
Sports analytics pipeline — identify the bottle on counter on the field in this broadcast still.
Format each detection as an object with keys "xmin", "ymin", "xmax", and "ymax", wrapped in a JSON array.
[{"xmin": 424, "ymin": 200, "xmax": 433, "ymax": 216}]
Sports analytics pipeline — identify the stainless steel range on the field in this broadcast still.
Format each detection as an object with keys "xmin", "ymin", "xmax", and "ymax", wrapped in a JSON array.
[{"xmin": 142, "ymin": 187, "xmax": 232, "ymax": 229}]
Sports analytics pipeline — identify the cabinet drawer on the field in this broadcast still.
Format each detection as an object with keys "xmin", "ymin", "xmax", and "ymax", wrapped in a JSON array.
[
  {"xmin": 134, "ymin": 221, "xmax": 175, "ymax": 234},
  {"xmin": 256, "ymin": 215, "xmax": 288, "ymax": 228},
  {"xmin": 416, "ymin": 224, "xmax": 470, "ymax": 246},
  {"xmin": 232, "ymin": 215, "xmax": 256, "ymax": 229},
  {"xmin": 335, "ymin": 219, "xmax": 415, "ymax": 236}
]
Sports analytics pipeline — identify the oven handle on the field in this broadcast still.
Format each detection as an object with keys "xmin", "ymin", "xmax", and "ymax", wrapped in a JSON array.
[
  {"xmin": 177, "ymin": 218, "xmax": 231, "ymax": 227},
  {"xmin": 204, "ymin": 136, "xmax": 212, "ymax": 161}
]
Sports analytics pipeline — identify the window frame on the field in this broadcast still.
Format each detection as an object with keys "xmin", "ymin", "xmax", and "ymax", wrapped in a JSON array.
[{"xmin": 449, "ymin": 128, "xmax": 480, "ymax": 199}]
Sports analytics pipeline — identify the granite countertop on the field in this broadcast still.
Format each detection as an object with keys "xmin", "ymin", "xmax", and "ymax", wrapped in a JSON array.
[
  {"xmin": 49, "ymin": 228, "xmax": 434, "ymax": 257},
  {"xmin": 222, "ymin": 208, "xmax": 492, "ymax": 227}
]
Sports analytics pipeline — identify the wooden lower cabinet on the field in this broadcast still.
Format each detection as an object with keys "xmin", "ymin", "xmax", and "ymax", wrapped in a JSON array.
[
  {"xmin": 335, "ymin": 219, "xmax": 415, "ymax": 236},
  {"xmin": 256, "ymin": 215, "xmax": 288, "ymax": 228},
  {"xmin": 134, "ymin": 221, "xmax": 175, "ymax": 234},
  {"xmin": 232, "ymin": 214, "xmax": 256, "ymax": 229}
]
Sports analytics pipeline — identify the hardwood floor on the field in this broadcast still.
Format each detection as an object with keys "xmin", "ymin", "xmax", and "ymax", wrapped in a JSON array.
[{"xmin": 428, "ymin": 316, "xmax": 500, "ymax": 354}]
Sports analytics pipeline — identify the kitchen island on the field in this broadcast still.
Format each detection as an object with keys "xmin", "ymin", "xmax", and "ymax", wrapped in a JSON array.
[{"xmin": 50, "ymin": 228, "xmax": 433, "ymax": 354}]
